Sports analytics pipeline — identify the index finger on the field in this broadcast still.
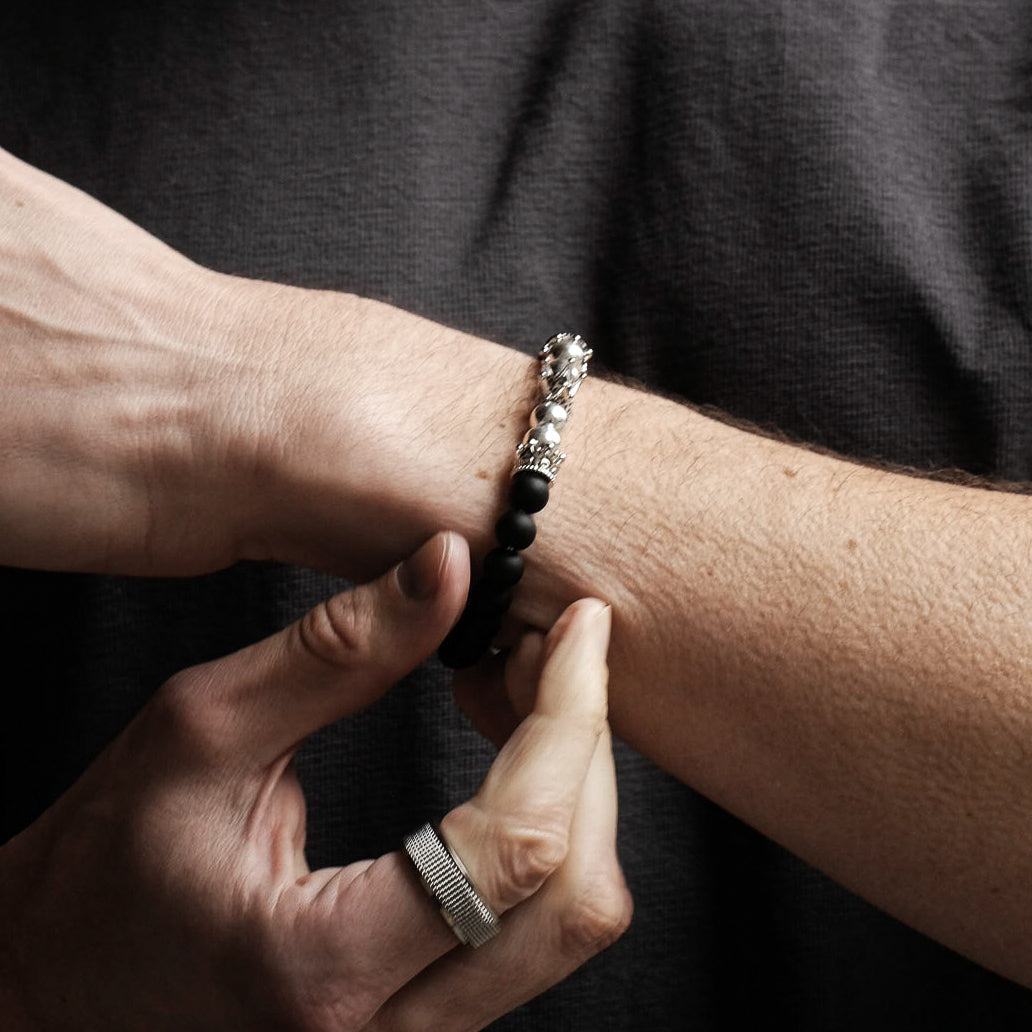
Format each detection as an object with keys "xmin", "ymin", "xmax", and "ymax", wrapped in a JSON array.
[
  {"xmin": 440, "ymin": 598, "xmax": 612, "ymax": 911},
  {"xmin": 282, "ymin": 598, "xmax": 612, "ymax": 1019}
]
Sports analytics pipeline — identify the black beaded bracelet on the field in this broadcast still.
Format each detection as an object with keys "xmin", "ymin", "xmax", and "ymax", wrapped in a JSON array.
[{"xmin": 438, "ymin": 332, "xmax": 592, "ymax": 670}]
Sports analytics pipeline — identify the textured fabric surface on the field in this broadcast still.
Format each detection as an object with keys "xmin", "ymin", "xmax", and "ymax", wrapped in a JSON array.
[{"xmin": 3, "ymin": 2, "xmax": 1032, "ymax": 1027}]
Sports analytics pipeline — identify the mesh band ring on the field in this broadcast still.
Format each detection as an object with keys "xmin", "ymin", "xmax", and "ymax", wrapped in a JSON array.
[{"xmin": 403, "ymin": 823, "xmax": 500, "ymax": 948}]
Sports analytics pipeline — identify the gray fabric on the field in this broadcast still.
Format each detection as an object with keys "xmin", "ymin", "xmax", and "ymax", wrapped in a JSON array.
[{"xmin": 3, "ymin": 1, "xmax": 1032, "ymax": 1026}]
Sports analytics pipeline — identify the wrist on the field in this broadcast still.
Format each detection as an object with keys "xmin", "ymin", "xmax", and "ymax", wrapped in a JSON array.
[
  {"xmin": 225, "ymin": 287, "xmax": 537, "ymax": 578},
  {"xmin": 378, "ymin": 320, "xmax": 634, "ymax": 633},
  {"xmin": 113, "ymin": 261, "xmax": 292, "ymax": 575},
  {"xmin": 508, "ymin": 372, "xmax": 672, "ymax": 638}
]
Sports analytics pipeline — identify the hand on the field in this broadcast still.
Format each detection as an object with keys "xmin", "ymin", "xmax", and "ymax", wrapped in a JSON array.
[
  {"xmin": 0, "ymin": 146, "xmax": 525, "ymax": 580},
  {"xmin": 0, "ymin": 532, "xmax": 630, "ymax": 1030}
]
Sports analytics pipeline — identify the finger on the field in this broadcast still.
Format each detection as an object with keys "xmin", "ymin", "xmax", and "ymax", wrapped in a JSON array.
[
  {"xmin": 452, "ymin": 632, "xmax": 544, "ymax": 748},
  {"xmin": 503, "ymin": 629, "xmax": 546, "ymax": 719},
  {"xmin": 442, "ymin": 598, "xmax": 611, "ymax": 912},
  {"xmin": 273, "ymin": 851, "xmax": 463, "ymax": 1028},
  {"xmin": 282, "ymin": 599, "xmax": 611, "ymax": 1021},
  {"xmin": 452, "ymin": 651, "xmax": 519, "ymax": 750},
  {"xmin": 372, "ymin": 726, "xmax": 631, "ymax": 1032},
  {"xmin": 161, "ymin": 530, "xmax": 469, "ymax": 766}
]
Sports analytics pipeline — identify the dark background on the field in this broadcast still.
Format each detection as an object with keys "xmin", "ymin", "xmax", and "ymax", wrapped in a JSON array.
[{"xmin": 3, "ymin": 2, "xmax": 1032, "ymax": 1027}]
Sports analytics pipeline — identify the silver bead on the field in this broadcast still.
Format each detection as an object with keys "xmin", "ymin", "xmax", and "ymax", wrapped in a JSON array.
[
  {"xmin": 532, "ymin": 401, "xmax": 568, "ymax": 429},
  {"xmin": 523, "ymin": 423, "xmax": 561, "ymax": 450}
]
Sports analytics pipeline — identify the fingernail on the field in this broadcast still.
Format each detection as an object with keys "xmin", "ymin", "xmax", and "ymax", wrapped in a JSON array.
[{"xmin": 397, "ymin": 532, "xmax": 454, "ymax": 601}]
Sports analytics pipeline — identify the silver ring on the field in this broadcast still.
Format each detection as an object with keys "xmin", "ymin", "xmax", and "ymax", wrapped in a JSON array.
[{"xmin": 403, "ymin": 823, "xmax": 500, "ymax": 948}]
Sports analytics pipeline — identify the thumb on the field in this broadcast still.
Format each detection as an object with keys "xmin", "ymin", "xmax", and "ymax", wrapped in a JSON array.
[{"xmin": 168, "ymin": 531, "xmax": 469, "ymax": 766}]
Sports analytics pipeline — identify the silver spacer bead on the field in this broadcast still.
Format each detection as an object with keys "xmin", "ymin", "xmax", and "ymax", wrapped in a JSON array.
[
  {"xmin": 524, "ymin": 423, "xmax": 561, "ymax": 450},
  {"xmin": 532, "ymin": 401, "xmax": 569, "ymax": 430},
  {"xmin": 513, "ymin": 421, "xmax": 564, "ymax": 480},
  {"xmin": 513, "ymin": 450, "xmax": 565, "ymax": 481}
]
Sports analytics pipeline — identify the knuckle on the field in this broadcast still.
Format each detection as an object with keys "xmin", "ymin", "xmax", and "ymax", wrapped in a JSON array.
[
  {"xmin": 494, "ymin": 820, "xmax": 569, "ymax": 903},
  {"xmin": 442, "ymin": 803, "xmax": 571, "ymax": 909},
  {"xmin": 288, "ymin": 996, "xmax": 375, "ymax": 1032},
  {"xmin": 296, "ymin": 592, "xmax": 375, "ymax": 670},
  {"xmin": 150, "ymin": 666, "xmax": 233, "ymax": 764},
  {"xmin": 558, "ymin": 871, "xmax": 634, "ymax": 955},
  {"xmin": 573, "ymin": 705, "xmax": 609, "ymax": 742},
  {"xmin": 543, "ymin": 704, "xmax": 608, "ymax": 745}
]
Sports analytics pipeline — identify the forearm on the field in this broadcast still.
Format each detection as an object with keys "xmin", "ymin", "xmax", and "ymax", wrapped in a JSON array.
[
  {"xmin": 265, "ymin": 291, "xmax": 1032, "ymax": 987},
  {"xmin": 546, "ymin": 373, "xmax": 1032, "ymax": 980},
  {"xmin": 220, "ymin": 278, "xmax": 1032, "ymax": 986},
  {"xmin": 540, "ymin": 362, "xmax": 1032, "ymax": 987}
]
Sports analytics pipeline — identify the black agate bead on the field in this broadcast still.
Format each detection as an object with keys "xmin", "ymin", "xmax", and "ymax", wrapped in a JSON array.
[
  {"xmin": 482, "ymin": 547, "xmax": 525, "ymax": 588},
  {"xmin": 469, "ymin": 581, "xmax": 514, "ymax": 616},
  {"xmin": 495, "ymin": 509, "xmax": 536, "ymax": 551},
  {"xmin": 509, "ymin": 470, "xmax": 550, "ymax": 514},
  {"xmin": 438, "ymin": 616, "xmax": 491, "ymax": 669}
]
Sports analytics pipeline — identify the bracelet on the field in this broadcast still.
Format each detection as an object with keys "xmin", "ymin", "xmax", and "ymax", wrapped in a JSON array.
[{"xmin": 438, "ymin": 332, "xmax": 592, "ymax": 670}]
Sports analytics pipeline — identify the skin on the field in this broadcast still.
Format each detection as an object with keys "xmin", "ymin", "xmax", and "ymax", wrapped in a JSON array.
[
  {"xmin": 0, "ymin": 532, "xmax": 630, "ymax": 1029},
  {"xmin": 3, "ymin": 146, "xmax": 1032, "ymax": 1002},
  {"xmin": 279, "ymin": 291, "xmax": 1032, "ymax": 988}
]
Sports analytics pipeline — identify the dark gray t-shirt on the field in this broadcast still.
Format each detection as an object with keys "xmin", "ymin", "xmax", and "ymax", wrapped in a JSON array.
[{"xmin": 3, "ymin": 2, "xmax": 1032, "ymax": 1027}]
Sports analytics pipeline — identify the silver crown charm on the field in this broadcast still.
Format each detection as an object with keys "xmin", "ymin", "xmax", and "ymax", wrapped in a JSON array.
[
  {"xmin": 539, "ymin": 332, "xmax": 593, "ymax": 408},
  {"xmin": 514, "ymin": 421, "xmax": 565, "ymax": 481}
]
